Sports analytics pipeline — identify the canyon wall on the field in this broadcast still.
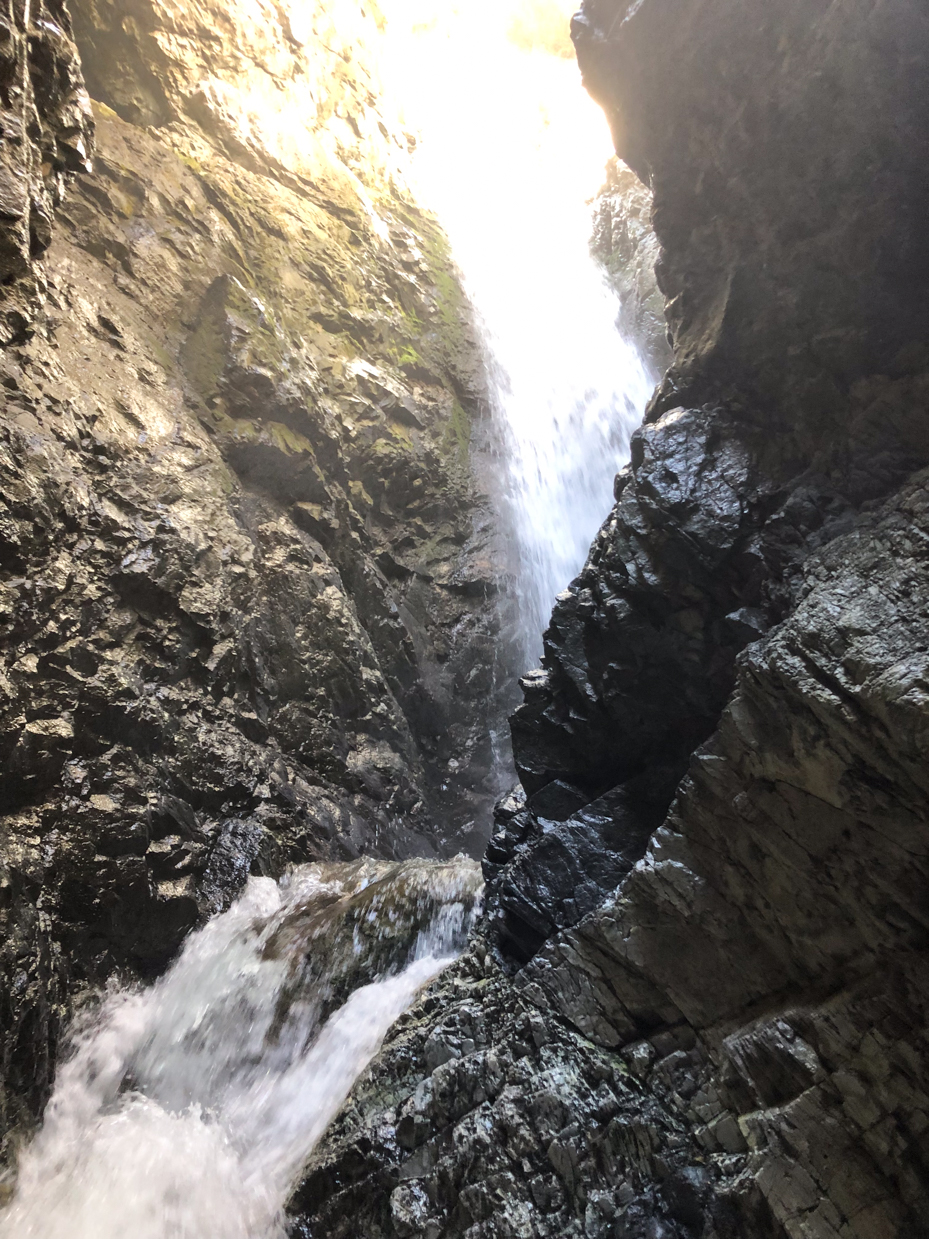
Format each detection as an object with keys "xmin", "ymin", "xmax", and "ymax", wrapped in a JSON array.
[
  {"xmin": 591, "ymin": 157, "xmax": 670, "ymax": 378},
  {"xmin": 0, "ymin": 0, "xmax": 504, "ymax": 1157},
  {"xmin": 297, "ymin": 3, "xmax": 929, "ymax": 1238}
]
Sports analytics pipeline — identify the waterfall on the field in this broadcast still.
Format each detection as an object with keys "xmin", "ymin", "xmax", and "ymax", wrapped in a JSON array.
[
  {"xmin": 0, "ymin": 858, "xmax": 481, "ymax": 1239},
  {"xmin": 381, "ymin": 0, "xmax": 654, "ymax": 659},
  {"xmin": 0, "ymin": 8, "xmax": 657, "ymax": 1230}
]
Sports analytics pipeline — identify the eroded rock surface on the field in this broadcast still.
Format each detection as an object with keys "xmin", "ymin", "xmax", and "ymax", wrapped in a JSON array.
[
  {"xmin": 297, "ymin": 3, "xmax": 929, "ymax": 1237},
  {"xmin": 295, "ymin": 406, "xmax": 929, "ymax": 1239},
  {"xmin": 576, "ymin": 0, "xmax": 929, "ymax": 431},
  {"xmin": 591, "ymin": 158, "xmax": 669, "ymax": 377},
  {"xmin": 0, "ymin": 0, "xmax": 91, "ymax": 336},
  {"xmin": 0, "ymin": 0, "xmax": 505, "ymax": 1154}
]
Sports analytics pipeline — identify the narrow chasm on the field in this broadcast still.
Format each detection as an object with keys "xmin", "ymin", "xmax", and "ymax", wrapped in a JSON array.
[{"xmin": 0, "ymin": 3, "xmax": 927, "ymax": 1239}]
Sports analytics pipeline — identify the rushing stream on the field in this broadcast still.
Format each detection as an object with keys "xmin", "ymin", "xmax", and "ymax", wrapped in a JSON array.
[{"xmin": 0, "ymin": 859, "xmax": 482, "ymax": 1238}]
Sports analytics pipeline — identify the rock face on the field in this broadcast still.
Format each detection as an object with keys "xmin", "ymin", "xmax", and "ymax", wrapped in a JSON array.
[
  {"xmin": 576, "ymin": 0, "xmax": 929, "ymax": 429},
  {"xmin": 591, "ymin": 158, "xmax": 670, "ymax": 377},
  {"xmin": 296, "ymin": 3, "xmax": 929, "ymax": 1237},
  {"xmin": 0, "ymin": 0, "xmax": 91, "ymax": 336},
  {"xmin": 0, "ymin": 0, "xmax": 506, "ymax": 1155}
]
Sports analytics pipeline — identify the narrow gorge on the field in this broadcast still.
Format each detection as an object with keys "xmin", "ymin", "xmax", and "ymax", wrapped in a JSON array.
[{"xmin": 0, "ymin": 3, "xmax": 927, "ymax": 1239}]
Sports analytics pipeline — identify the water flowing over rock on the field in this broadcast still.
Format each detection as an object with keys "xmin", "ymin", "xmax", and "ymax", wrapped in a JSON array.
[
  {"xmin": 379, "ymin": 1, "xmax": 656, "ymax": 662},
  {"xmin": 0, "ymin": 856, "xmax": 482, "ymax": 1237},
  {"xmin": 296, "ymin": 3, "xmax": 929, "ymax": 1238},
  {"xmin": 0, "ymin": 0, "xmax": 506, "ymax": 1159},
  {"xmin": 1, "ymin": 0, "xmax": 928, "ymax": 1236}
]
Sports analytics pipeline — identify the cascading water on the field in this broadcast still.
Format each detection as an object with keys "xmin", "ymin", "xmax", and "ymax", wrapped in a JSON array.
[
  {"xmin": 381, "ymin": 0, "xmax": 655, "ymax": 658},
  {"xmin": 0, "ymin": 7, "xmax": 657, "ymax": 1231},
  {"xmin": 0, "ymin": 858, "xmax": 482, "ymax": 1238}
]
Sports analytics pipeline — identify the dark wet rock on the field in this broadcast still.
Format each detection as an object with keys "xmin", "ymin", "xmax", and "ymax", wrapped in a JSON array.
[
  {"xmin": 296, "ymin": 469, "xmax": 929, "ymax": 1239},
  {"xmin": 299, "ymin": 3, "xmax": 929, "ymax": 1238},
  {"xmin": 517, "ymin": 475, "xmax": 929, "ymax": 1234},
  {"xmin": 0, "ymin": 0, "xmax": 509, "ymax": 1156},
  {"xmin": 290, "ymin": 949, "xmax": 778, "ymax": 1239},
  {"xmin": 575, "ymin": 0, "xmax": 929, "ymax": 434},
  {"xmin": 525, "ymin": 779, "xmax": 588, "ymax": 822},
  {"xmin": 510, "ymin": 404, "xmax": 859, "ymax": 799},
  {"xmin": 483, "ymin": 767, "xmax": 678, "ymax": 966}
]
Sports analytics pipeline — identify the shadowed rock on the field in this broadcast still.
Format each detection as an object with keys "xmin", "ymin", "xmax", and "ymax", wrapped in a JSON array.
[
  {"xmin": 293, "ymin": 4, "xmax": 929, "ymax": 1237},
  {"xmin": 0, "ymin": 0, "xmax": 506, "ymax": 1159}
]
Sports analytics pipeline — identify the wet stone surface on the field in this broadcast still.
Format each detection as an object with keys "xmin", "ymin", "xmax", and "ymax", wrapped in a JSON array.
[
  {"xmin": 293, "ymin": 2, "xmax": 929, "ymax": 1237},
  {"xmin": 0, "ymin": 0, "xmax": 509, "ymax": 1158}
]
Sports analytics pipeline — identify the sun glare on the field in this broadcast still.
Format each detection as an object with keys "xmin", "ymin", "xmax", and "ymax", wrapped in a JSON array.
[
  {"xmin": 370, "ymin": 0, "xmax": 649, "ymax": 652},
  {"xmin": 374, "ymin": 0, "xmax": 612, "ymax": 207}
]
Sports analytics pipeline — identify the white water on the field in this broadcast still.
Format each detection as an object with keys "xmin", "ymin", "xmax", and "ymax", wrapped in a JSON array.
[
  {"xmin": 381, "ymin": 0, "xmax": 655, "ymax": 655},
  {"xmin": 0, "ymin": 858, "xmax": 481, "ymax": 1239},
  {"xmin": 0, "ymin": 8, "xmax": 658, "ymax": 1232}
]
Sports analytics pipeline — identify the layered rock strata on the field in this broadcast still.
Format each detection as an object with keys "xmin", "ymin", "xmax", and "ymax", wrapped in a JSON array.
[
  {"xmin": 0, "ymin": 0, "xmax": 504, "ymax": 1155},
  {"xmin": 297, "ymin": 3, "xmax": 929, "ymax": 1237}
]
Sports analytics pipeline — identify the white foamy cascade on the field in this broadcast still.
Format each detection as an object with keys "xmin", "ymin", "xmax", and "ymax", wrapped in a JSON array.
[
  {"xmin": 381, "ymin": 0, "xmax": 655, "ymax": 658},
  {"xmin": 0, "ymin": 858, "xmax": 482, "ymax": 1239}
]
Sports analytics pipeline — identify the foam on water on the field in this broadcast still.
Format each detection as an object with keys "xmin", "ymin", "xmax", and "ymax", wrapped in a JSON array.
[
  {"xmin": 0, "ymin": 859, "xmax": 482, "ymax": 1239},
  {"xmin": 0, "ymin": 8, "xmax": 657, "ymax": 1232}
]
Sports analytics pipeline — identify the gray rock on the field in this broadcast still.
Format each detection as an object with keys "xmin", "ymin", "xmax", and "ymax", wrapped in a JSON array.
[
  {"xmin": 590, "ymin": 157, "xmax": 671, "ymax": 377},
  {"xmin": 0, "ymin": 0, "xmax": 511, "ymax": 1157},
  {"xmin": 297, "ymin": 3, "xmax": 929, "ymax": 1237},
  {"xmin": 0, "ymin": 0, "xmax": 92, "ymax": 336}
]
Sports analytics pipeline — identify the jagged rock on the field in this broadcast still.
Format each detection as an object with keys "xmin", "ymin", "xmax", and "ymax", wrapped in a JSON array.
[
  {"xmin": 295, "ymin": 465, "xmax": 929, "ymax": 1239},
  {"xmin": 518, "ymin": 472, "xmax": 929, "ymax": 1234},
  {"xmin": 482, "ymin": 768, "xmax": 676, "ymax": 965},
  {"xmin": 0, "ymin": 0, "xmax": 508, "ymax": 1156},
  {"xmin": 509, "ymin": 403, "xmax": 860, "ymax": 799},
  {"xmin": 1, "ymin": 0, "xmax": 927, "ymax": 1235},
  {"xmin": 591, "ymin": 157, "xmax": 670, "ymax": 377},
  {"xmin": 298, "ymin": 3, "xmax": 929, "ymax": 1237},
  {"xmin": 0, "ymin": 0, "xmax": 92, "ymax": 336},
  {"xmin": 290, "ymin": 953, "xmax": 728, "ymax": 1239}
]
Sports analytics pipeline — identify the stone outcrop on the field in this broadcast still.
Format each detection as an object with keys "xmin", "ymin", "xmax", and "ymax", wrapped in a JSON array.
[
  {"xmin": 0, "ymin": 0, "xmax": 91, "ymax": 337},
  {"xmin": 591, "ymin": 157, "xmax": 670, "ymax": 377},
  {"xmin": 297, "ymin": 3, "xmax": 929, "ymax": 1237},
  {"xmin": 576, "ymin": 0, "xmax": 929, "ymax": 432},
  {"xmin": 1, "ymin": 0, "xmax": 927, "ymax": 1233},
  {"xmin": 0, "ymin": 0, "xmax": 505, "ymax": 1157}
]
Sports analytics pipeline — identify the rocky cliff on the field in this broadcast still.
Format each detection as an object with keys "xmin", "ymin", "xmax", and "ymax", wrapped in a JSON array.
[
  {"xmin": 296, "ymin": 3, "xmax": 929, "ymax": 1238},
  {"xmin": 0, "ymin": 0, "xmax": 506, "ymax": 1157},
  {"xmin": 591, "ymin": 157, "xmax": 670, "ymax": 378}
]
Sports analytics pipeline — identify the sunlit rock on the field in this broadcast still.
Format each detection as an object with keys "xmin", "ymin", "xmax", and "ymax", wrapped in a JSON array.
[
  {"xmin": 298, "ymin": 2, "xmax": 929, "ymax": 1237},
  {"xmin": 0, "ymin": 0, "xmax": 505, "ymax": 1160}
]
